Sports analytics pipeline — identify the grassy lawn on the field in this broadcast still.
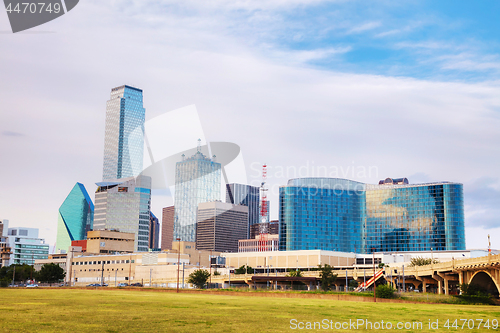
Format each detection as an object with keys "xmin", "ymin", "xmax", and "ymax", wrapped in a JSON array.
[{"xmin": 0, "ymin": 289, "xmax": 499, "ymax": 332}]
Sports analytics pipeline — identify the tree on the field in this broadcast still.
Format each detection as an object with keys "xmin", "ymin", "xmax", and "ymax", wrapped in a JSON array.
[
  {"xmin": 287, "ymin": 269, "xmax": 302, "ymax": 277},
  {"xmin": 408, "ymin": 257, "xmax": 439, "ymax": 267},
  {"xmin": 187, "ymin": 269, "xmax": 211, "ymax": 289},
  {"xmin": 0, "ymin": 264, "xmax": 33, "ymax": 283},
  {"xmin": 36, "ymin": 263, "xmax": 65, "ymax": 284},
  {"xmin": 318, "ymin": 264, "xmax": 337, "ymax": 291},
  {"xmin": 234, "ymin": 265, "xmax": 254, "ymax": 274},
  {"xmin": 349, "ymin": 280, "xmax": 359, "ymax": 289},
  {"xmin": 460, "ymin": 283, "xmax": 488, "ymax": 296}
]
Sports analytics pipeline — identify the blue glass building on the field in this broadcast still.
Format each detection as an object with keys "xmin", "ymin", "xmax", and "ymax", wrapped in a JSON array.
[
  {"xmin": 279, "ymin": 178, "xmax": 465, "ymax": 254},
  {"xmin": 56, "ymin": 183, "xmax": 94, "ymax": 253},
  {"xmin": 279, "ymin": 178, "xmax": 364, "ymax": 253},
  {"xmin": 226, "ymin": 183, "xmax": 259, "ymax": 237},
  {"xmin": 174, "ymin": 148, "xmax": 221, "ymax": 242},
  {"xmin": 102, "ymin": 85, "xmax": 145, "ymax": 181}
]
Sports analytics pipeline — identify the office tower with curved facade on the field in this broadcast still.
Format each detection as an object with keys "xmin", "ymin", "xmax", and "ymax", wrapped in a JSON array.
[{"xmin": 279, "ymin": 177, "xmax": 465, "ymax": 254}]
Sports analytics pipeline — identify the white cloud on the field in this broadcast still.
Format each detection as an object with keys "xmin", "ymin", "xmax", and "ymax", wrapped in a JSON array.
[
  {"xmin": 346, "ymin": 21, "xmax": 382, "ymax": 34},
  {"xmin": 0, "ymin": 0, "xmax": 499, "ymax": 250}
]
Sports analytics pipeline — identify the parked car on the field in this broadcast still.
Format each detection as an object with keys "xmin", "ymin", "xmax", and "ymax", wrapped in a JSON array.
[
  {"xmin": 87, "ymin": 283, "xmax": 99, "ymax": 287},
  {"xmin": 117, "ymin": 283, "xmax": 128, "ymax": 287},
  {"xmin": 130, "ymin": 283, "xmax": 143, "ymax": 287},
  {"xmin": 26, "ymin": 284, "xmax": 38, "ymax": 288}
]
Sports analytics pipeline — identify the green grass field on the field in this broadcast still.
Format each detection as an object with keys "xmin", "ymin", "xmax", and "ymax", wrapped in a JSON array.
[{"xmin": 0, "ymin": 289, "xmax": 499, "ymax": 332}]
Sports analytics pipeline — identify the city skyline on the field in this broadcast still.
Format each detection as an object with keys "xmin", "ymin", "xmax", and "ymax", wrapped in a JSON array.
[{"xmin": 1, "ymin": 1, "xmax": 499, "ymax": 250}]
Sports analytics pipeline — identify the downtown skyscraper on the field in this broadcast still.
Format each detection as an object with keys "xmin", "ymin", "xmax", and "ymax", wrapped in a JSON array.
[
  {"xmin": 174, "ymin": 147, "xmax": 221, "ymax": 242},
  {"xmin": 226, "ymin": 183, "xmax": 259, "ymax": 237},
  {"xmin": 102, "ymin": 85, "xmax": 145, "ymax": 181},
  {"xmin": 95, "ymin": 85, "xmax": 151, "ymax": 251}
]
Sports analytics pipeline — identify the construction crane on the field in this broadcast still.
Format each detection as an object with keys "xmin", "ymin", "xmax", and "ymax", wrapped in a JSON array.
[{"xmin": 258, "ymin": 164, "xmax": 269, "ymax": 251}]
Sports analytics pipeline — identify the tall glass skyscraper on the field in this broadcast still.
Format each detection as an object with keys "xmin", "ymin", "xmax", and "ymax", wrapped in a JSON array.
[
  {"xmin": 279, "ymin": 177, "xmax": 465, "ymax": 254},
  {"xmin": 94, "ymin": 175, "xmax": 151, "ymax": 252},
  {"xmin": 174, "ymin": 149, "xmax": 221, "ymax": 242},
  {"xmin": 102, "ymin": 85, "xmax": 145, "ymax": 181},
  {"xmin": 226, "ymin": 183, "xmax": 259, "ymax": 237},
  {"xmin": 56, "ymin": 183, "xmax": 94, "ymax": 253}
]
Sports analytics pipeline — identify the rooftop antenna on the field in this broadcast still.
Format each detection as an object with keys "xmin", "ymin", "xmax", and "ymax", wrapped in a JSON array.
[
  {"xmin": 258, "ymin": 164, "xmax": 269, "ymax": 251},
  {"xmin": 197, "ymin": 138, "xmax": 201, "ymax": 152}
]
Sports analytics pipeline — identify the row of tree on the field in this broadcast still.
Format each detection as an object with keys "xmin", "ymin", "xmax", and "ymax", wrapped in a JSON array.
[
  {"xmin": 187, "ymin": 264, "xmax": 341, "ymax": 290},
  {"xmin": 0, "ymin": 263, "xmax": 65, "ymax": 287}
]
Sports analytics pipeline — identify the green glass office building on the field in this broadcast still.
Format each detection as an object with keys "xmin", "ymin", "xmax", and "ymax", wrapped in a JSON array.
[{"xmin": 56, "ymin": 182, "xmax": 94, "ymax": 253}]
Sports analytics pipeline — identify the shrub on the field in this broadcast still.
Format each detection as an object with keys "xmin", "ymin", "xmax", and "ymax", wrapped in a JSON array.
[{"xmin": 376, "ymin": 284, "xmax": 396, "ymax": 299}]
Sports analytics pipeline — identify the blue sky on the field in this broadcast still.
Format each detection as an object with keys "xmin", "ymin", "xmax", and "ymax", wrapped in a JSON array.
[
  {"xmin": 0, "ymin": 0, "xmax": 499, "ymax": 249},
  {"xmin": 228, "ymin": 0, "xmax": 500, "ymax": 81}
]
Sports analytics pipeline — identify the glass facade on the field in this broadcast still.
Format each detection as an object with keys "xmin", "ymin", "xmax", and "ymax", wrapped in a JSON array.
[
  {"xmin": 226, "ymin": 183, "xmax": 260, "ymax": 237},
  {"xmin": 279, "ymin": 178, "xmax": 465, "ymax": 254},
  {"xmin": 56, "ymin": 183, "xmax": 94, "ymax": 253},
  {"xmin": 102, "ymin": 85, "xmax": 145, "ymax": 181},
  {"xmin": 7, "ymin": 228, "xmax": 49, "ymax": 265},
  {"xmin": 94, "ymin": 175, "xmax": 151, "ymax": 252},
  {"xmin": 174, "ymin": 150, "xmax": 221, "ymax": 242},
  {"xmin": 279, "ymin": 178, "xmax": 364, "ymax": 252},
  {"xmin": 364, "ymin": 183, "xmax": 465, "ymax": 253}
]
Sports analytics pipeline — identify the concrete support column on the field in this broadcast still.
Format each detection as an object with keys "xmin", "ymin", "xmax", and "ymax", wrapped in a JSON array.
[
  {"xmin": 422, "ymin": 281, "xmax": 427, "ymax": 293},
  {"xmin": 438, "ymin": 280, "xmax": 442, "ymax": 295},
  {"xmin": 444, "ymin": 278, "xmax": 449, "ymax": 296}
]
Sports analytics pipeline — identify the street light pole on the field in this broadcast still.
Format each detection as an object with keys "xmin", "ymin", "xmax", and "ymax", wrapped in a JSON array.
[
  {"xmin": 402, "ymin": 265, "xmax": 405, "ymax": 292},
  {"xmin": 176, "ymin": 238, "xmax": 181, "ymax": 293},
  {"xmin": 182, "ymin": 262, "xmax": 185, "ymax": 289},
  {"xmin": 209, "ymin": 250, "xmax": 212, "ymax": 289},
  {"xmin": 372, "ymin": 248, "xmax": 376, "ymax": 302}
]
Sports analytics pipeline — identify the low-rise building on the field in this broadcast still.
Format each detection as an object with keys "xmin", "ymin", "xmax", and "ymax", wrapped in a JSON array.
[
  {"xmin": 86, "ymin": 230, "xmax": 135, "ymax": 254},
  {"xmin": 6, "ymin": 227, "xmax": 49, "ymax": 266},
  {"xmin": 238, "ymin": 234, "xmax": 279, "ymax": 253}
]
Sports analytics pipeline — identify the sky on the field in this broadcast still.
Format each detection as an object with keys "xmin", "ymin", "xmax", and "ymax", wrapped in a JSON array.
[{"xmin": 0, "ymin": 0, "xmax": 499, "ymax": 250}]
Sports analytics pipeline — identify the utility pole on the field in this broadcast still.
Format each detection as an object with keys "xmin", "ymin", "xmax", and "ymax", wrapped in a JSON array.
[
  {"xmin": 31, "ymin": 253, "xmax": 33, "ymax": 282},
  {"xmin": 402, "ymin": 265, "xmax": 405, "ymax": 292},
  {"xmin": 182, "ymin": 262, "xmax": 185, "ymax": 289},
  {"xmin": 363, "ymin": 268, "xmax": 366, "ymax": 291},
  {"xmin": 149, "ymin": 268, "xmax": 152, "ymax": 287},
  {"xmin": 372, "ymin": 248, "xmax": 376, "ymax": 302},
  {"xmin": 12, "ymin": 265, "xmax": 16, "ymax": 286},
  {"xmin": 176, "ymin": 238, "xmax": 181, "ymax": 293},
  {"xmin": 115, "ymin": 270, "xmax": 117, "ymax": 287},
  {"xmin": 209, "ymin": 250, "xmax": 212, "ymax": 289},
  {"xmin": 101, "ymin": 261, "xmax": 104, "ymax": 286}
]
